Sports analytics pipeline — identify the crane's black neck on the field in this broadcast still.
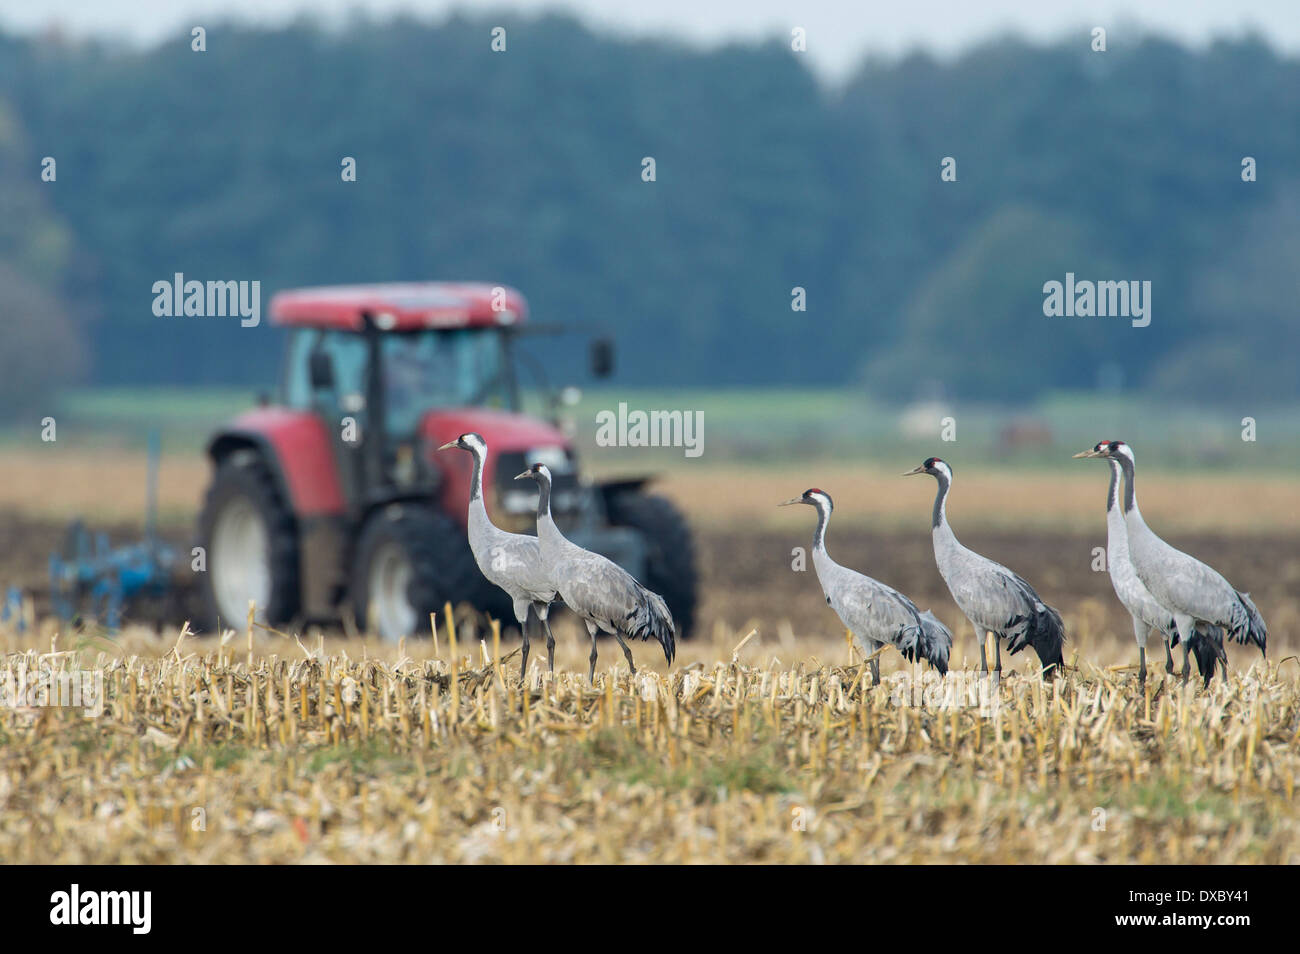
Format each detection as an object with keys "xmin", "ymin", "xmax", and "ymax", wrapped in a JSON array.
[
  {"xmin": 468, "ymin": 446, "xmax": 485, "ymax": 502},
  {"xmin": 931, "ymin": 472, "xmax": 951, "ymax": 529},
  {"xmin": 1106, "ymin": 460, "xmax": 1120, "ymax": 513},
  {"xmin": 1115, "ymin": 453, "xmax": 1136, "ymax": 513},
  {"xmin": 533, "ymin": 472, "xmax": 552, "ymax": 519},
  {"xmin": 811, "ymin": 500, "xmax": 830, "ymax": 552}
]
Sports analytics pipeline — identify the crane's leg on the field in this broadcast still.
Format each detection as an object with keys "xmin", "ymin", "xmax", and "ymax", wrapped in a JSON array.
[
  {"xmin": 993, "ymin": 636, "xmax": 1002, "ymax": 675},
  {"xmin": 1173, "ymin": 614, "xmax": 1195, "ymax": 684},
  {"xmin": 972, "ymin": 619, "xmax": 988, "ymax": 673},
  {"xmin": 535, "ymin": 602, "xmax": 556, "ymax": 673},
  {"xmin": 1131, "ymin": 616, "xmax": 1149, "ymax": 686},
  {"xmin": 871, "ymin": 639, "xmax": 883, "ymax": 686},
  {"xmin": 612, "ymin": 628, "xmax": 637, "ymax": 675},
  {"xmin": 585, "ymin": 619, "xmax": 600, "ymax": 684},
  {"xmin": 1164, "ymin": 636, "xmax": 1176, "ymax": 675},
  {"xmin": 514, "ymin": 599, "xmax": 533, "ymax": 685}
]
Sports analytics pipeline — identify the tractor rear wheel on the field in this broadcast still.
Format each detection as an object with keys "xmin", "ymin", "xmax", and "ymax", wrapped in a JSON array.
[
  {"xmin": 606, "ymin": 492, "xmax": 699, "ymax": 639},
  {"xmin": 350, "ymin": 505, "xmax": 478, "ymax": 642},
  {"xmin": 199, "ymin": 454, "xmax": 300, "ymax": 633}
]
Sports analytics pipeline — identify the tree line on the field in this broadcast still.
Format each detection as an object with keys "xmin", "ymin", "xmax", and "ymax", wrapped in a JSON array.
[{"xmin": 1, "ymin": 15, "xmax": 1297, "ymax": 417}]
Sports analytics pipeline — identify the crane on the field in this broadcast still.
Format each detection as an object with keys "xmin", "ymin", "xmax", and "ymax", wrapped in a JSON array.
[
  {"xmin": 904, "ymin": 457, "xmax": 1066, "ymax": 676},
  {"xmin": 779, "ymin": 488, "xmax": 951, "ymax": 684},
  {"xmin": 515, "ymin": 463, "xmax": 675, "ymax": 681},
  {"xmin": 1081, "ymin": 453, "xmax": 1224, "ymax": 685},
  {"xmin": 1073, "ymin": 440, "xmax": 1265, "ymax": 680},
  {"xmin": 438, "ymin": 433, "xmax": 557, "ymax": 680}
]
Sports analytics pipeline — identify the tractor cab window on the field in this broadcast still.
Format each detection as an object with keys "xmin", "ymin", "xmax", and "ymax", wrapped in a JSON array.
[
  {"xmin": 284, "ymin": 329, "xmax": 369, "ymax": 412},
  {"xmin": 381, "ymin": 329, "xmax": 511, "ymax": 435},
  {"xmin": 282, "ymin": 329, "xmax": 317, "ymax": 408},
  {"xmin": 315, "ymin": 331, "xmax": 370, "ymax": 404}
]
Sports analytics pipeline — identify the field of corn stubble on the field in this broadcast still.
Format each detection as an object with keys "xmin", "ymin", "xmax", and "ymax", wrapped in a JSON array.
[
  {"xmin": 1, "ymin": 457, "xmax": 1298, "ymax": 863},
  {"xmin": 2, "ymin": 612, "xmax": 1298, "ymax": 863}
]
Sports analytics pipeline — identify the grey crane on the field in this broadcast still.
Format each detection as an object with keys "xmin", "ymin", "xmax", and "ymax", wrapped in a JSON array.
[
  {"xmin": 780, "ymin": 488, "xmax": 951, "ymax": 685},
  {"xmin": 438, "ymin": 433, "xmax": 557, "ymax": 679},
  {"xmin": 516, "ymin": 463, "xmax": 675, "ymax": 681},
  {"xmin": 1074, "ymin": 440, "xmax": 1264, "ymax": 679},
  {"xmin": 904, "ymin": 457, "xmax": 1066, "ymax": 676},
  {"xmin": 1084, "ymin": 454, "xmax": 1224, "ymax": 686}
]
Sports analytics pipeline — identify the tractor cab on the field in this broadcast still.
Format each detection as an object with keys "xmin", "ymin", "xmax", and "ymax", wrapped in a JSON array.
[
  {"xmin": 198, "ymin": 283, "xmax": 698, "ymax": 643},
  {"xmin": 275, "ymin": 284, "xmax": 538, "ymax": 509}
]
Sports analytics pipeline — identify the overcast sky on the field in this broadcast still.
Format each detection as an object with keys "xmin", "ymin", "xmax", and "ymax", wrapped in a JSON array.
[{"xmin": 2, "ymin": 0, "xmax": 1297, "ymax": 81}]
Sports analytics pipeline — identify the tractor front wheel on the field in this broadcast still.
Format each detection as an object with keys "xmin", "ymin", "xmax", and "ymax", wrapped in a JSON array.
[
  {"xmin": 199, "ymin": 455, "xmax": 300, "ymax": 633},
  {"xmin": 350, "ymin": 506, "xmax": 478, "ymax": 642}
]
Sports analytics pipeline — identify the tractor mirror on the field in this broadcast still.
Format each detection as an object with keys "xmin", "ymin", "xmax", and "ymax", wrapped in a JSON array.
[
  {"xmin": 590, "ymin": 338, "xmax": 614, "ymax": 378},
  {"xmin": 309, "ymin": 350, "xmax": 335, "ymax": 390}
]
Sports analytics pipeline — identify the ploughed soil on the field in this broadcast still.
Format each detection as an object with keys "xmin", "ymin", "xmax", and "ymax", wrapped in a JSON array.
[{"xmin": 2, "ymin": 509, "xmax": 1296, "ymax": 656}]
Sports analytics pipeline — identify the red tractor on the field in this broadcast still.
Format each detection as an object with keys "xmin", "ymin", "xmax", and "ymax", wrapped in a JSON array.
[{"xmin": 197, "ymin": 283, "xmax": 697, "ymax": 641}]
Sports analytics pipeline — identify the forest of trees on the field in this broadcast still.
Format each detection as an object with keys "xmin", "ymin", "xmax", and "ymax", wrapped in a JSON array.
[{"xmin": 1, "ymin": 13, "xmax": 1298, "ymax": 415}]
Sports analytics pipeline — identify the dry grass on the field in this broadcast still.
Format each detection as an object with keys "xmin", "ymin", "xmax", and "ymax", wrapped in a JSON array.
[{"xmin": 2, "ymin": 609, "xmax": 1297, "ymax": 864}]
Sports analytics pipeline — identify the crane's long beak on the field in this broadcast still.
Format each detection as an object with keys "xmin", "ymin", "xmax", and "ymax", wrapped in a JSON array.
[
  {"xmin": 1072, "ymin": 449, "xmax": 1101, "ymax": 459},
  {"xmin": 778, "ymin": 496, "xmax": 803, "ymax": 507},
  {"xmin": 436, "ymin": 440, "xmax": 459, "ymax": 451},
  {"xmin": 901, "ymin": 465, "xmax": 926, "ymax": 476},
  {"xmin": 513, "ymin": 470, "xmax": 532, "ymax": 480}
]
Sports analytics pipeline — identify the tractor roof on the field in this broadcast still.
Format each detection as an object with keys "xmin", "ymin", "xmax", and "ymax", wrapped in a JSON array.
[{"xmin": 270, "ymin": 282, "xmax": 528, "ymax": 331}]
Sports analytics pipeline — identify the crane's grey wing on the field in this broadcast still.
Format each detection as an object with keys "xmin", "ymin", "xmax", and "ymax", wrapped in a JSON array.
[
  {"xmin": 823, "ymin": 564, "xmax": 912, "ymax": 640},
  {"xmin": 822, "ymin": 563, "xmax": 949, "ymax": 673},
  {"xmin": 478, "ymin": 534, "xmax": 555, "ymax": 603},
  {"xmin": 554, "ymin": 553, "xmax": 676, "ymax": 662},
  {"xmin": 1128, "ymin": 528, "xmax": 1265, "ymax": 648},
  {"xmin": 944, "ymin": 556, "xmax": 1028, "ymax": 633},
  {"xmin": 947, "ymin": 554, "xmax": 1064, "ymax": 669}
]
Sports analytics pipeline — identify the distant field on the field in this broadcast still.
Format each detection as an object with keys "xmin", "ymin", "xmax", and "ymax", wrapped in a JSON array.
[{"xmin": 4, "ymin": 386, "xmax": 1299, "ymax": 471}]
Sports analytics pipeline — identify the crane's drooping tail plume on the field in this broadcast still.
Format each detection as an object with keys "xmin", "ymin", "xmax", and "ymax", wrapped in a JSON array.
[
  {"xmin": 1187, "ymin": 625, "xmax": 1227, "ymax": 688},
  {"xmin": 896, "ymin": 610, "xmax": 952, "ymax": 675},
  {"xmin": 1229, "ymin": 591, "xmax": 1267, "ymax": 654},
  {"xmin": 625, "ymin": 587, "xmax": 676, "ymax": 664},
  {"xmin": 1003, "ymin": 597, "xmax": 1066, "ymax": 677}
]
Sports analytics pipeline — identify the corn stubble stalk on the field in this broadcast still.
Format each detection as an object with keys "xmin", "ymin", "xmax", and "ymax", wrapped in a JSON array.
[{"xmin": 0, "ymin": 615, "xmax": 1297, "ymax": 863}]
